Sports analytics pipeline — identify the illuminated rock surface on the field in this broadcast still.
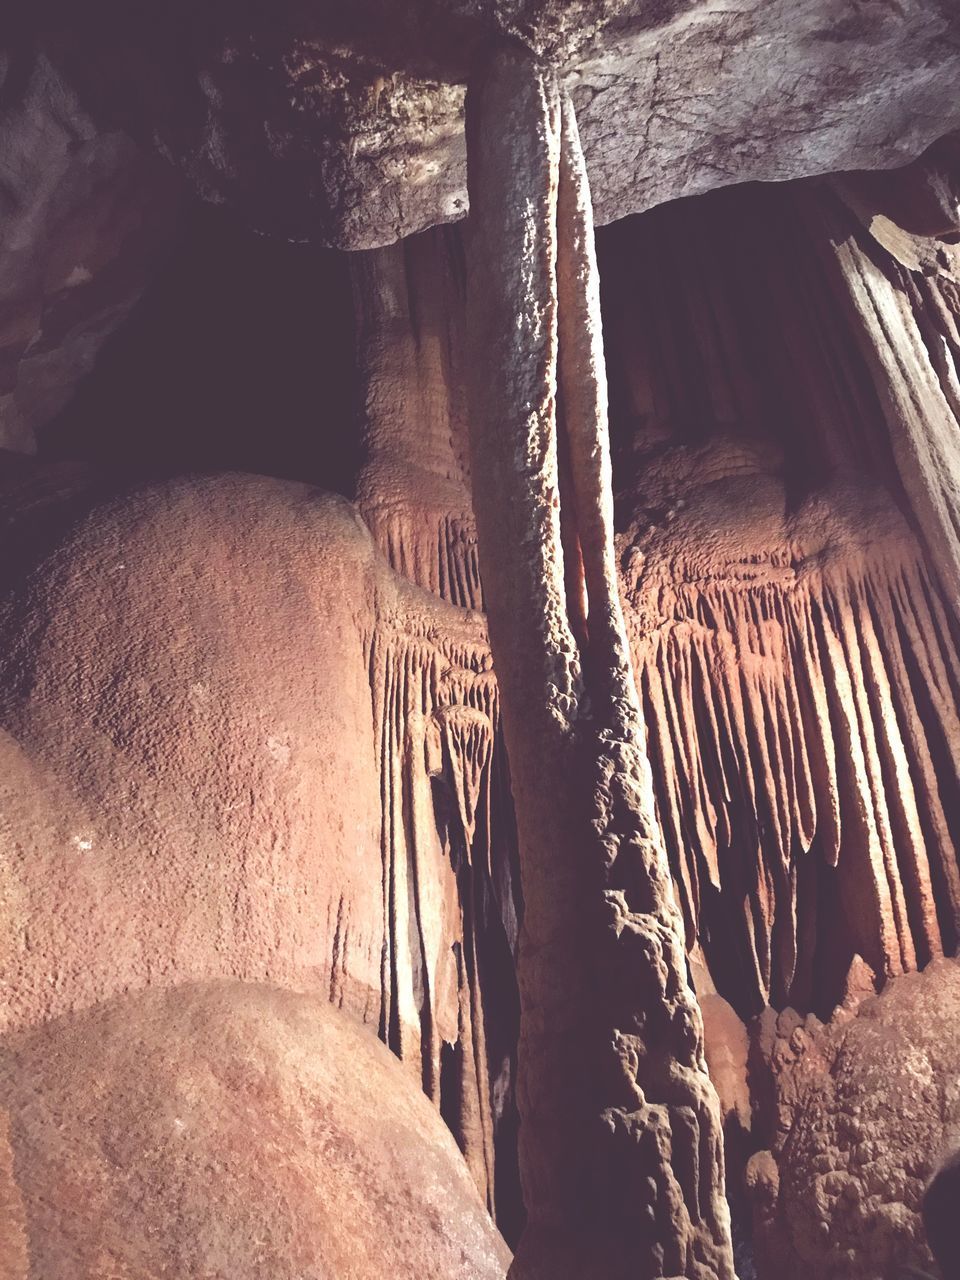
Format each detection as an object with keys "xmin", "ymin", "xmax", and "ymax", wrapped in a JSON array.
[
  {"xmin": 0, "ymin": 980, "xmax": 511, "ymax": 1279},
  {"xmin": 3, "ymin": 5, "xmax": 960, "ymax": 1277}
]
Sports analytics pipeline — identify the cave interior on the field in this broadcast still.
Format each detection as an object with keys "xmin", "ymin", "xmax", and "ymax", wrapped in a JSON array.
[{"xmin": 3, "ymin": 4, "xmax": 960, "ymax": 1279}]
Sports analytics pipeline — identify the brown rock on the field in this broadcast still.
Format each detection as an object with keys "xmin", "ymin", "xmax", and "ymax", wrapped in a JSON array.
[
  {"xmin": 0, "ymin": 468, "xmax": 388, "ymax": 1033},
  {"xmin": 700, "ymin": 993, "xmax": 751, "ymax": 1134},
  {"xmin": 0, "ymin": 457, "xmax": 520, "ymax": 1219},
  {"xmin": 0, "ymin": 979, "xmax": 512, "ymax": 1279},
  {"xmin": 465, "ymin": 47, "xmax": 732, "ymax": 1278},
  {"xmin": 602, "ymin": 181, "xmax": 960, "ymax": 1021},
  {"xmin": 0, "ymin": 50, "xmax": 182, "ymax": 452},
  {"xmin": 747, "ymin": 958, "xmax": 960, "ymax": 1278}
]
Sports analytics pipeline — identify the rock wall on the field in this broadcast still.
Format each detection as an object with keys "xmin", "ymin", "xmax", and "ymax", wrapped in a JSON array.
[
  {"xmin": 352, "ymin": 172, "xmax": 960, "ymax": 1039},
  {"xmin": 0, "ymin": 48, "xmax": 182, "ymax": 452},
  {"xmin": 352, "ymin": 224, "xmax": 482, "ymax": 609},
  {"xmin": 2, "ymin": 45, "xmax": 960, "ymax": 1270},
  {"xmin": 0, "ymin": 460, "xmax": 519, "ymax": 1227},
  {"xmin": 331, "ymin": 162, "xmax": 960, "ymax": 1268},
  {"xmin": 746, "ymin": 958, "xmax": 960, "ymax": 1279},
  {"xmin": 600, "ymin": 183, "xmax": 960, "ymax": 1020},
  {"xmin": 0, "ymin": 980, "xmax": 511, "ymax": 1279},
  {"xmin": 21, "ymin": 0, "xmax": 960, "ymax": 247}
]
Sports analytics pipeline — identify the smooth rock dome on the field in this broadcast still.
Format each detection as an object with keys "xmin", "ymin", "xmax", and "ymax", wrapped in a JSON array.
[{"xmin": 0, "ymin": 979, "xmax": 512, "ymax": 1279}]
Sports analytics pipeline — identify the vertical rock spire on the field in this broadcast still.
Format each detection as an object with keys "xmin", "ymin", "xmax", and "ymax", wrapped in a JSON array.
[{"xmin": 465, "ymin": 43, "xmax": 734, "ymax": 1279}]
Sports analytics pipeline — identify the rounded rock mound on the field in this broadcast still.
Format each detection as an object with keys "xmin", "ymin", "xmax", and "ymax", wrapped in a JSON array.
[
  {"xmin": 0, "ymin": 467, "xmax": 391, "ymax": 1034},
  {"xmin": 0, "ymin": 979, "xmax": 511, "ymax": 1279},
  {"xmin": 748, "ymin": 957, "xmax": 960, "ymax": 1278}
]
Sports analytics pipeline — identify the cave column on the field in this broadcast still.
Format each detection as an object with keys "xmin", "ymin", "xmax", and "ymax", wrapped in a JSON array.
[{"xmin": 465, "ymin": 45, "xmax": 734, "ymax": 1280}]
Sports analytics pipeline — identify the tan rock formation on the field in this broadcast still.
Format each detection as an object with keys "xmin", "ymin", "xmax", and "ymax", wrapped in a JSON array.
[
  {"xmin": 0, "ymin": 979, "xmax": 511, "ymax": 1279},
  {"xmin": 600, "ymin": 181, "xmax": 960, "ymax": 1023},
  {"xmin": 806, "ymin": 179, "xmax": 960, "ymax": 621},
  {"xmin": 352, "ymin": 224, "xmax": 482, "ymax": 609},
  {"xmin": 0, "ymin": 459, "xmax": 516, "ymax": 1215},
  {"xmin": 746, "ymin": 958, "xmax": 960, "ymax": 1279},
  {"xmin": 3, "ymin": 10, "xmax": 960, "ymax": 1272},
  {"xmin": 466, "ymin": 45, "xmax": 733, "ymax": 1278}
]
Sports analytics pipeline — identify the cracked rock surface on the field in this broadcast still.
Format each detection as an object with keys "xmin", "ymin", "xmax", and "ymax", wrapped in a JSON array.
[{"xmin": 16, "ymin": 0, "xmax": 960, "ymax": 247}]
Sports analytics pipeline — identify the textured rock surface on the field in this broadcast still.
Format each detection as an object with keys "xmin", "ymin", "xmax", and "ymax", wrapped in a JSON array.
[
  {"xmin": 0, "ymin": 466, "xmax": 388, "ymax": 1031},
  {"xmin": 746, "ymin": 958, "xmax": 960, "ymax": 1279},
  {"xmin": 0, "ymin": 457, "xmax": 521, "ymax": 1219},
  {"xmin": 3, "ymin": 11, "xmax": 960, "ymax": 1268},
  {"xmin": 25, "ymin": 0, "xmax": 960, "ymax": 247},
  {"xmin": 0, "ymin": 979, "xmax": 512, "ymax": 1279},
  {"xmin": 352, "ymin": 224, "xmax": 482, "ymax": 608},
  {"xmin": 807, "ymin": 178, "xmax": 960, "ymax": 621},
  {"xmin": 601, "ymin": 182, "xmax": 960, "ymax": 1021},
  {"xmin": 466, "ymin": 48, "xmax": 732, "ymax": 1278},
  {"xmin": 0, "ymin": 49, "xmax": 182, "ymax": 451}
]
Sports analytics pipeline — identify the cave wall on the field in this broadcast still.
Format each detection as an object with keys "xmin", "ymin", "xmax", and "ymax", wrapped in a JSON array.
[
  {"xmin": 16, "ymin": 0, "xmax": 960, "ymax": 247},
  {"xmin": 0, "ymin": 459, "xmax": 522, "ymax": 1229},
  {"xmin": 352, "ymin": 225, "xmax": 482, "ymax": 609},
  {"xmin": 0, "ymin": 49, "xmax": 183, "ymax": 453},
  {"xmin": 336, "ymin": 173, "xmax": 960, "ymax": 1032},
  {"xmin": 3, "ymin": 29, "xmax": 960, "ymax": 1266},
  {"xmin": 602, "ymin": 183, "xmax": 960, "ymax": 1020}
]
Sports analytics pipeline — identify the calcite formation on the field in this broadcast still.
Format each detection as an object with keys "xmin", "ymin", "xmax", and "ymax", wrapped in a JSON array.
[
  {"xmin": 602, "ymin": 181, "xmax": 960, "ymax": 1020},
  {"xmin": 352, "ymin": 225, "xmax": 482, "ymax": 609},
  {"xmin": 465, "ymin": 47, "xmax": 732, "ymax": 1278},
  {"xmin": 0, "ymin": 462, "xmax": 519, "ymax": 1222},
  {"xmin": 746, "ymin": 958, "xmax": 960, "ymax": 1279},
  {"xmin": 2, "ymin": 4, "xmax": 960, "ymax": 1279},
  {"xmin": 0, "ymin": 980, "xmax": 511, "ymax": 1279}
]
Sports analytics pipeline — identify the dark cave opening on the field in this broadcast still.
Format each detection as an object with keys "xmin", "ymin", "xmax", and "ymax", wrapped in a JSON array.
[{"xmin": 38, "ymin": 202, "xmax": 361, "ymax": 495}]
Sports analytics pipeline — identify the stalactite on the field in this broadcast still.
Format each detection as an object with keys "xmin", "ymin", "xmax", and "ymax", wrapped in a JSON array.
[
  {"xmin": 599, "ymin": 180, "xmax": 960, "ymax": 1023},
  {"xmin": 801, "ymin": 185, "xmax": 960, "ymax": 616},
  {"xmin": 466, "ymin": 44, "xmax": 733, "ymax": 1280},
  {"xmin": 368, "ymin": 509, "xmax": 484, "ymax": 610},
  {"xmin": 363, "ymin": 602, "xmax": 517, "ymax": 1218},
  {"xmin": 624, "ymin": 522, "xmax": 960, "ymax": 1015},
  {"xmin": 352, "ymin": 228, "xmax": 484, "ymax": 611}
]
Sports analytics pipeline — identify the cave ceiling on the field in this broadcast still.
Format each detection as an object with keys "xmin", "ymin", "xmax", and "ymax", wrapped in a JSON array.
[{"xmin": 19, "ymin": 0, "xmax": 960, "ymax": 247}]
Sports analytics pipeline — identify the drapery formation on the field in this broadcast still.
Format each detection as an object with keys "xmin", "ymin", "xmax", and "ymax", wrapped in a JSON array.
[
  {"xmin": 465, "ymin": 45, "xmax": 734, "ymax": 1279},
  {"xmin": 354, "ymin": 234, "xmax": 523, "ymax": 1228},
  {"xmin": 365, "ymin": 597, "xmax": 520, "ymax": 1220},
  {"xmin": 628, "ymin": 523, "xmax": 960, "ymax": 1015},
  {"xmin": 351, "ymin": 120, "xmax": 960, "ymax": 1267},
  {"xmin": 600, "ymin": 182, "xmax": 960, "ymax": 1021},
  {"xmin": 353, "ymin": 230, "xmax": 483, "ymax": 611}
]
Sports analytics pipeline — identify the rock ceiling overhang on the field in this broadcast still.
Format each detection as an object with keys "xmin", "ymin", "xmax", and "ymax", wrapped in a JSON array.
[{"xmin": 33, "ymin": 0, "xmax": 960, "ymax": 248}]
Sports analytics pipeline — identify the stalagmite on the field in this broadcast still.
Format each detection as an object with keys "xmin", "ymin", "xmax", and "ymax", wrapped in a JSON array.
[{"xmin": 466, "ymin": 45, "xmax": 734, "ymax": 1279}]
